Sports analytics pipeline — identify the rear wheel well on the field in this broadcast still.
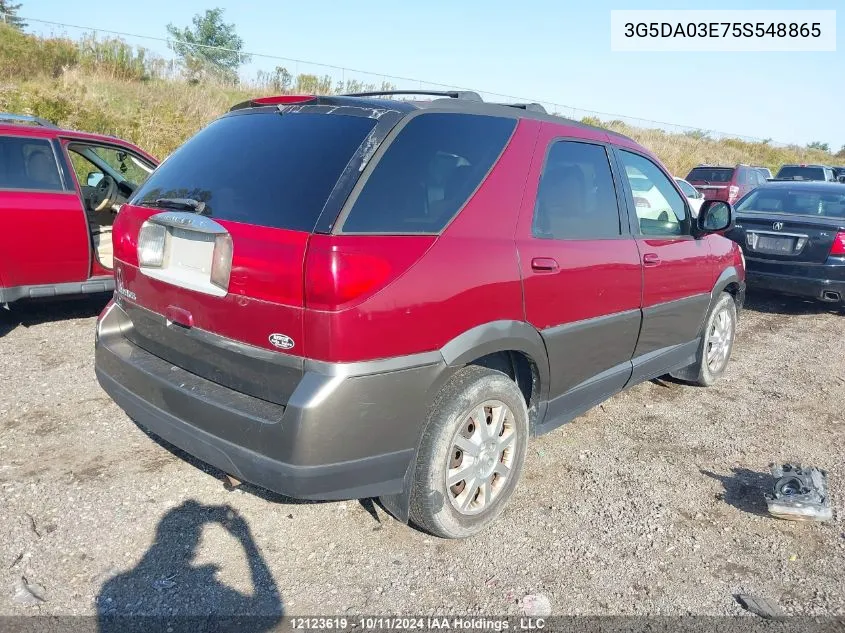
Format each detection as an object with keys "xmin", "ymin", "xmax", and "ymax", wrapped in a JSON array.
[
  {"xmin": 724, "ymin": 281, "xmax": 740, "ymax": 301},
  {"xmin": 469, "ymin": 351, "xmax": 540, "ymax": 427}
]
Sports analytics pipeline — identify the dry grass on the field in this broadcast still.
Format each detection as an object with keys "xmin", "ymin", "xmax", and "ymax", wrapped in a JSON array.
[
  {"xmin": 0, "ymin": 24, "xmax": 836, "ymax": 172},
  {"xmin": 605, "ymin": 122, "xmax": 833, "ymax": 178}
]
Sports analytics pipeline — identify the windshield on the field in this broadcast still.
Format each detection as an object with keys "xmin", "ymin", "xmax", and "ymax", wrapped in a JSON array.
[
  {"xmin": 685, "ymin": 167, "xmax": 733, "ymax": 183},
  {"xmin": 775, "ymin": 166, "xmax": 825, "ymax": 181},
  {"xmin": 131, "ymin": 111, "xmax": 377, "ymax": 232},
  {"xmin": 736, "ymin": 188, "xmax": 845, "ymax": 218}
]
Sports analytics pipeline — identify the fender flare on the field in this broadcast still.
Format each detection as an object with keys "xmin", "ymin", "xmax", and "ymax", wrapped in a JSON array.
[
  {"xmin": 439, "ymin": 320, "xmax": 551, "ymax": 397},
  {"xmin": 696, "ymin": 266, "xmax": 743, "ymax": 337},
  {"xmin": 711, "ymin": 266, "xmax": 741, "ymax": 299},
  {"xmin": 380, "ymin": 320, "xmax": 551, "ymax": 525}
]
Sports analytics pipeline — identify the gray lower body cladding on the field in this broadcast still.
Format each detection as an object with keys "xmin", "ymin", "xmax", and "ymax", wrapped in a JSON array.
[
  {"xmin": 94, "ymin": 286, "xmax": 741, "ymax": 501},
  {"xmin": 95, "ymin": 302, "xmax": 443, "ymax": 500},
  {"xmin": 0, "ymin": 278, "xmax": 114, "ymax": 304}
]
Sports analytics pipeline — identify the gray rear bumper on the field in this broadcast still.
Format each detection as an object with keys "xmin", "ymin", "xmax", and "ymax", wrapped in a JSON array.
[{"xmin": 95, "ymin": 302, "xmax": 445, "ymax": 500}]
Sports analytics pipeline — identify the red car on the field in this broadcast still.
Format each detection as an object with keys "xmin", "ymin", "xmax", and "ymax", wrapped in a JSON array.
[
  {"xmin": 94, "ymin": 92, "xmax": 745, "ymax": 538},
  {"xmin": 685, "ymin": 163, "xmax": 765, "ymax": 205},
  {"xmin": 0, "ymin": 113, "xmax": 158, "ymax": 305}
]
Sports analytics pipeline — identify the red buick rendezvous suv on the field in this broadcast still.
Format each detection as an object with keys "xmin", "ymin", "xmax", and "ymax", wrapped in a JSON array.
[{"xmin": 95, "ymin": 91, "xmax": 745, "ymax": 538}]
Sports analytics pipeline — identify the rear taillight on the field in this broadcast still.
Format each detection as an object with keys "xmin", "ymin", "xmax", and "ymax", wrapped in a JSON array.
[
  {"xmin": 306, "ymin": 248, "xmax": 392, "ymax": 310},
  {"xmin": 304, "ymin": 236, "xmax": 435, "ymax": 310},
  {"xmin": 831, "ymin": 232, "xmax": 845, "ymax": 256},
  {"xmin": 210, "ymin": 234, "xmax": 234, "ymax": 290},
  {"xmin": 728, "ymin": 186, "xmax": 739, "ymax": 202},
  {"xmin": 137, "ymin": 221, "xmax": 166, "ymax": 268}
]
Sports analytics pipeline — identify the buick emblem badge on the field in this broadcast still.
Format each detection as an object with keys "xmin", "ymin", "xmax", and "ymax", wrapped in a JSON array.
[{"xmin": 268, "ymin": 333, "xmax": 294, "ymax": 350}]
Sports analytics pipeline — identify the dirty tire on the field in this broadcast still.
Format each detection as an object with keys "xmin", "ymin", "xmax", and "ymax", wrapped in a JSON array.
[
  {"xmin": 407, "ymin": 365, "xmax": 529, "ymax": 539},
  {"xmin": 671, "ymin": 291, "xmax": 737, "ymax": 387}
]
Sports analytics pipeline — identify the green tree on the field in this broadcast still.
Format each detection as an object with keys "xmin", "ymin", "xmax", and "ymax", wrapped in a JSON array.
[
  {"xmin": 0, "ymin": 0, "xmax": 26, "ymax": 30},
  {"xmin": 166, "ymin": 8, "xmax": 249, "ymax": 81},
  {"xmin": 806, "ymin": 141, "xmax": 830, "ymax": 152}
]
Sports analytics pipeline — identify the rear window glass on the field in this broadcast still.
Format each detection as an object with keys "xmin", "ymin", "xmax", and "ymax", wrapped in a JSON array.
[
  {"xmin": 131, "ymin": 112, "xmax": 377, "ymax": 232},
  {"xmin": 0, "ymin": 136, "xmax": 63, "ymax": 191},
  {"xmin": 775, "ymin": 166, "xmax": 825, "ymax": 181},
  {"xmin": 736, "ymin": 188, "xmax": 845, "ymax": 218},
  {"xmin": 685, "ymin": 167, "xmax": 734, "ymax": 183},
  {"xmin": 340, "ymin": 113, "xmax": 516, "ymax": 234}
]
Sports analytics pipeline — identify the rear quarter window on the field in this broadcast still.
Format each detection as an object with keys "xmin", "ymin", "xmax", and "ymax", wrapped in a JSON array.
[
  {"xmin": 338, "ymin": 113, "xmax": 516, "ymax": 234},
  {"xmin": 131, "ymin": 111, "xmax": 377, "ymax": 232}
]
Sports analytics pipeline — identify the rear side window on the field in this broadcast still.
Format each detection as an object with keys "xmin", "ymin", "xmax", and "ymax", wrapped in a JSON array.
[
  {"xmin": 131, "ymin": 112, "xmax": 377, "ymax": 232},
  {"xmin": 340, "ymin": 113, "xmax": 516, "ymax": 234},
  {"xmin": 686, "ymin": 167, "xmax": 734, "ymax": 183},
  {"xmin": 0, "ymin": 136, "xmax": 63, "ymax": 191},
  {"xmin": 532, "ymin": 141, "xmax": 621, "ymax": 239}
]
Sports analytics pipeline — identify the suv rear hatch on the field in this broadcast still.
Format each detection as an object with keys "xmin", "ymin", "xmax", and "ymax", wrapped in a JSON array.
[
  {"xmin": 685, "ymin": 166, "xmax": 736, "ymax": 202},
  {"xmin": 110, "ymin": 100, "xmax": 403, "ymax": 404}
]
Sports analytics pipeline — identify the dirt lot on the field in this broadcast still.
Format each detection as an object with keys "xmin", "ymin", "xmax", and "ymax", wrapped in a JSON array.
[{"xmin": 1, "ymin": 292, "xmax": 844, "ymax": 620}]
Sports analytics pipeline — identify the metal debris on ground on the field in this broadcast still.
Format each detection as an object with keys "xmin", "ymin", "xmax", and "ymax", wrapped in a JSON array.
[
  {"xmin": 521, "ymin": 593, "xmax": 552, "ymax": 617},
  {"xmin": 765, "ymin": 463, "xmax": 832, "ymax": 522},
  {"xmin": 13, "ymin": 576, "xmax": 46, "ymax": 606},
  {"xmin": 734, "ymin": 593, "xmax": 784, "ymax": 620}
]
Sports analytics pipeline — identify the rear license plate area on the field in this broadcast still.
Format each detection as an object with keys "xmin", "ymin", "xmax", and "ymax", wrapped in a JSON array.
[{"xmin": 748, "ymin": 233, "xmax": 794, "ymax": 254}]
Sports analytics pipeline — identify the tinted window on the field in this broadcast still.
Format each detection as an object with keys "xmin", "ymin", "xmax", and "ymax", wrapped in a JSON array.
[
  {"xmin": 686, "ymin": 167, "xmax": 734, "ymax": 183},
  {"xmin": 774, "ymin": 166, "xmax": 826, "ymax": 181},
  {"xmin": 0, "ymin": 136, "xmax": 63, "ymax": 191},
  {"xmin": 532, "ymin": 141, "xmax": 621, "ymax": 239},
  {"xmin": 132, "ymin": 112, "xmax": 376, "ymax": 232},
  {"xmin": 340, "ymin": 113, "xmax": 515, "ymax": 234},
  {"xmin": 736, "ymin": 188, "xmax": 845, "ymax": 218},
  {"xmin": 675, "ymin": 178, "xmax": 697, "ymax": 197},
  {"xmin": 620, "ymin": 151, "xmax": 688, "ymax": 237},
  {"xmin": 68, "ymin": 143, "xmax": 155, "ymax": 193}
]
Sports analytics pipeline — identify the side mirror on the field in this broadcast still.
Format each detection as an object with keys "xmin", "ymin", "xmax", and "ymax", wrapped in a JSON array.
[
  {"xmin": 696, "ymin": 199, "xmax": 733, "ymax": 235},
  {"xmin": 87, "ymin": 172, "xmax": 104, "ymax": 187}
]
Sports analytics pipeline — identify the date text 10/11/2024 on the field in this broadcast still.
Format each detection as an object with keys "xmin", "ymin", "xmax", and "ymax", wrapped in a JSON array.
[{"xmin": 291, "ymin": 616, "xmax": 548, "ymax": 631}]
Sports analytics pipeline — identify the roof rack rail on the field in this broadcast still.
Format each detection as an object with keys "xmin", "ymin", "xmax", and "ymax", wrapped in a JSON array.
[
  {"xmin": 0, "ymin": 113, "xmax": 58, "ymax": 128},
  {"xmin": 492, "ymin": 102, "xmax": 547, "ymax": 114},
  {"xmin": 341, "ymin": 90, "xmax": 483, "ymax": 102}
]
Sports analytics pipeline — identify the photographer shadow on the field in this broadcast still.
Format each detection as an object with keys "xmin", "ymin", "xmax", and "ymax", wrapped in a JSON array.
[{"xmin": 97, "ymin": 499, "xmax": 284, "ymax": 633}]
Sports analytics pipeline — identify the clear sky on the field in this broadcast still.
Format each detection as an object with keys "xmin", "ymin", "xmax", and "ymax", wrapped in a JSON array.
[{"xmin": 16, "ymin": 0, "xmax": 844, "ymax": 149}]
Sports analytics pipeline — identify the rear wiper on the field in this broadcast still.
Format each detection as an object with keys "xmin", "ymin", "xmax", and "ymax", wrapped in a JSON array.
[{"xmin": 137, "ymin": 198, "xmax": 207, "ymax": 214}]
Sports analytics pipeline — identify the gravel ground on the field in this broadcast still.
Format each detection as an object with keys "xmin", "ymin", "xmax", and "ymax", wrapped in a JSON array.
[{"xmin": 1, "ymin": 291, "xmax": 844, "ymax": 619}]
